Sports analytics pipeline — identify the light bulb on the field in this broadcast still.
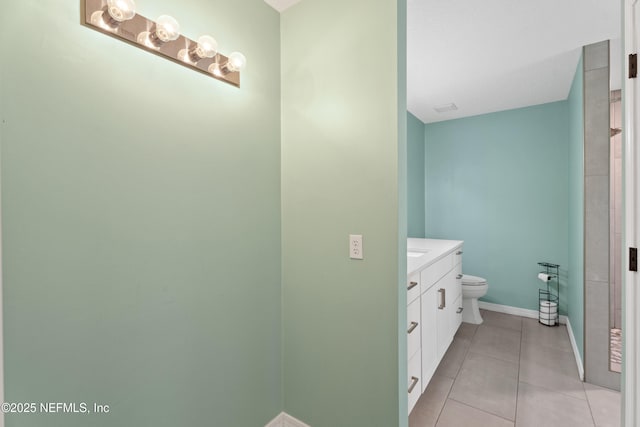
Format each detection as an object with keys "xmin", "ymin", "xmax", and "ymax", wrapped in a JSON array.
[
  {"xmin": 91, "ymin": 0, "xmax": 135, "ymax": 29},
  {"xmin": 184, "ymin": 35, "xmax": 218, "ymax": 63},
  {"xmin": 226, "ymin": 52, "xmax": 246, "ymax": 72},
  {"xmin": 195, "ymin": 35, "xmax": 218, "ymax": 59},
  {"xmin": 154, "ymin": 15, "xmax": 180, "ymax": 42},
  {"xmin": 106, "ymin": 0, "xmax": 136, "ymax": 22}
]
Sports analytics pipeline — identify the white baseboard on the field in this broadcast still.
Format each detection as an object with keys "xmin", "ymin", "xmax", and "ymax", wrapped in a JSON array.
[
  {"xmin": 478, "ymin": 301, "xmax": 568, "ymax": 324},
  {"xmin": 565, "ymin": 317, "xmax": 585, "ymax": 381},
  {"xmin": 478, "ymin": 301, "xmax": 539, "ymax": 319},
  {"xmin": 265, "ymin": 412, "xmax": 311, "ymax": 427},
  {"xmin": 479, "ymin": 301, "xmax": 584, "ymax": 380}
]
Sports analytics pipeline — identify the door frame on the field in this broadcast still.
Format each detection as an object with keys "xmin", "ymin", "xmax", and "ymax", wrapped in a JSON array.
[{"xmin": 624, "ymin": 0, "xmax": 639, "ymax": 425}]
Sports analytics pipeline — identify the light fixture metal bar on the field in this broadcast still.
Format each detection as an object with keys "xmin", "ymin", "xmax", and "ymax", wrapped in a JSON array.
[{"xmin": 81, "ymin": 0, "xmax": 240, "ymax": 87}]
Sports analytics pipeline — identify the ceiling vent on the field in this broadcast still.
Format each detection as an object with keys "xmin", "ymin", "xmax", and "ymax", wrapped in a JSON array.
[{"xmin": 434, "ymin": 103, "xmax": 458, "ymax": 113}]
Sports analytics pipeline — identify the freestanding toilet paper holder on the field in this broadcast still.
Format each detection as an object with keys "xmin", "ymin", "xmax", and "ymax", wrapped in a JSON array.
[{"xmin": 538, "ymin": 261, "xmax": 560, "ymax": 327}]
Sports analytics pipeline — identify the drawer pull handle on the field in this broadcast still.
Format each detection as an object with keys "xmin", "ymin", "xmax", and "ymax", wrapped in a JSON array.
[
  {"xmin": 407, "ymin": 281, "xmax": 418, "ymax": 291},
  {"xmin": 408, "ymin": 376, "xmax": 419, "ymax": 393},
  {"xmin": 407, "ymin": 321, "xmax": 419, "ymax": 334},
  {"xmin": 456, "ymin": 274, "xmax": 463, "ymax": 280},
  {"xmin": 438, "ymin": 288, "xmax": 446, "ymax": 309},
  {"xmin": 456, "ymin": 251, "xmax": 463, "ymax": 255},
  {"xmin": 457, "ymin": 307, "xmax": 464, "ymax": 314}
]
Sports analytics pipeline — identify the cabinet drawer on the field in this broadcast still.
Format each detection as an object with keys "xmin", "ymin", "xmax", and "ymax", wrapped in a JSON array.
[
  {"xmin": 452, "ymin": 262, "xmax": 462, "ymax": 301},
  {"xmin": 408, "ymin": 351, "xmax": 421, "ymax": 415},
  {"xmin": 407, "ymin": 298, "xmax": 421, "ymax": 359},
  {"xmin": 420, "ymin": 254, "xmax": 453, "ymax": 294},
  {"xmin": 454, "ymin": 246, "xmax": 463, "ymax": 266},
  {"xmin": 407, "ymin": 273, "xmax": 420, "ymax": 304},
  {"xmin": 453, "ymin": 295, "xmax": 463, "ymax": 334}
]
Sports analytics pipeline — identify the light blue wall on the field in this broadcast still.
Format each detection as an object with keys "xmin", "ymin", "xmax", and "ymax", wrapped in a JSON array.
[
  {"xmin": 425, "ymin": 102, "xmax": 569, "ymax": 313},
  {"xmin": 1, "ymin": 1, "xmax": 282, "ymax": 426},
  {"xmin": 568, "ymin": 55, "xmax": 585, "ymax": 361},
  {"xmin": 408, "ymin": 112, "xmax": 426, "ymax": 238}
]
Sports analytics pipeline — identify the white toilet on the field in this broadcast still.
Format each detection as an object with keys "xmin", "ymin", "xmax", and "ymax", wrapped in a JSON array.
[{"xmin": 461, "ymin": 275, "xmax": 489, "ymax": 324}]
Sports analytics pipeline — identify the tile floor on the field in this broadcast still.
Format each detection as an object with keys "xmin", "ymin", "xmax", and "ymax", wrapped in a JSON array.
[{"xmin": 409, "ymin": 310, "xmax": 621, "ymax": 427}]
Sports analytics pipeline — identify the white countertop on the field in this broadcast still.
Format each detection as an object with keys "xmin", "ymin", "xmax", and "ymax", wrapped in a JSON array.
[{"xmin": 407, "ymin": 238, "xmax": 464, "ymax": 276}]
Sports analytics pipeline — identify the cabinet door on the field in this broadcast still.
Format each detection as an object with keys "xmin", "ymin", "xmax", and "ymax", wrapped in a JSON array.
[
  {"xmin": 420, "ymin": 284, "xmax": 438, "ymax": 393},
  {"xmin": 436, "ymin": 270, "xmax": 456, "ymax": 359}
]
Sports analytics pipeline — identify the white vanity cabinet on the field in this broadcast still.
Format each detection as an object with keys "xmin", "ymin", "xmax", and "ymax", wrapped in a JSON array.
[{"xmin": 407, "ymin": 239, "xmax": 463, "ymax": 414}]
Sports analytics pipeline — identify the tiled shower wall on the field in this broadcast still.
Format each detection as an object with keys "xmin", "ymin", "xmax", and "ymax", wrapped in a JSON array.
[
  {"xmin": 584, "ymin": 40, "xmax": 620, "ymax": 390},
  {"xmin": 610, "ymin": 90, "xmax": 622, "ymax": 329}
]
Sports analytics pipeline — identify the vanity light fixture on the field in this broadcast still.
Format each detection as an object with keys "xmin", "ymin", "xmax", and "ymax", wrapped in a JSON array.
[{"xmin": 81, "ymin": 0, "xmax": 246, "ymax": 87}]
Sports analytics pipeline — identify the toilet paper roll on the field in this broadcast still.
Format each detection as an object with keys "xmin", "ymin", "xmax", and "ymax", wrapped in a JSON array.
[
  {"xmin": 538, "ymin": 273, "xmax": 552, "ymax": 282},
  {"xmin": 539, "ymin": 305, "xmax": 558, "ymax": 323},
  {"xmin": 539, "ymin": 317, "xmax": 557, "ymax": 326},
  {"xmin": 540, "ymin": 300, "xmax": 558, "ymax": 315}
]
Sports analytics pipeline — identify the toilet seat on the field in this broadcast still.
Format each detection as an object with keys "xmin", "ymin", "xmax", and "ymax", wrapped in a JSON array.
[{"xmin": 462, "ymin": 274, "xmax": 487, "ymax": 286}]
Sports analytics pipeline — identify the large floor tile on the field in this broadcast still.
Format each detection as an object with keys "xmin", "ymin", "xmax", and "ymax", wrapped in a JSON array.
[
  {"xmin": 479, "ymin": 310, "xmax": 522, "ymax": 332},
  {"xmin": 435, "ymin": 337, "xmax": 471, "ymax": 379},
  {"xmin": 584, "ymin": 382, "xmax": 622, "ymax": 427},
  {"xmin": 436, "ymin": 399, "xmax": 513, "ymax": 427},
  {"xmin": 449, "ymin": 352, "xmax": 519, "ymax": 421},
  {"xmin": 519, "ymin": 339, "xmax": 586, "ymax": 400},
  {"xmin": 516, "ymin": 382, "xmax": 595, "ymax": 427},
  {"xmin": 521, "ymin": 318, "xmax": 572, "ymax": 352},
  {"xmin": 456, "ymin": 322, "xmax": 479, "ymax": 340},
  {"xmin": 468, "ymin": 324, "xmax": 521, "ymax": 364},
  {"xmin": 409, "ymin": 375, "xmax": 454, "ymax": 427}
]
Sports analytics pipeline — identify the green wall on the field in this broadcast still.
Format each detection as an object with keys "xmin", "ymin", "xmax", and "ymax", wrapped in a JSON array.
[
  {"xmin": 407, "ymin": 112, "xmax": 425, "ymax": 238},
  {"xmin": 425, "ymin": 102, "xmax": 569, "ymax": 313},
  {"xmin": 568, "ymin": 55, "xmax": 585, "ymax": 361},
  {"xmin": 281, "ymin": 0, "xmax": 405, "ymax": 425},
  {"xmin": 397, "ymin": 0, "xmax": 408, "ymax": 420},
  {"xmin": 1, "ymin": 1, "xmax": 282, "ymax": 426}
]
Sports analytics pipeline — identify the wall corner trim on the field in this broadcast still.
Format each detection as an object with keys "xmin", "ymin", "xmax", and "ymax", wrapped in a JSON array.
[
  {"xmin": 478, "ymin": 301, "xmax": 584, "ymax": 381},
  {"xmin": 265, "ymin": 412, "xmax": 312, "ymax": 427}
]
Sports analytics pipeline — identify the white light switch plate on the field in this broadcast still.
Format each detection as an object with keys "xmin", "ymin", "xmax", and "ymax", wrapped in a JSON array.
[{"xmin": 349, "ymin": 234, "xmax": 363, "ymax": 260}]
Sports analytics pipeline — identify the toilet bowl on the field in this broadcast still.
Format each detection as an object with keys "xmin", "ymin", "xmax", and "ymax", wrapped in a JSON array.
[{"xmin": 461, "ymin": 274, "xmax": 489, "ymax": 324}]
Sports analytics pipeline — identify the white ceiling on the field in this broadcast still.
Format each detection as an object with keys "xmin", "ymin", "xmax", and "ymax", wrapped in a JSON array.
[
  {"xmin": 264, "ymin": 0, "xmax": 302, "ymax": 13},
  {"xmin": 408, "ymin": 0, "xmax": 621, "ymax": 123},
  {"xmin": 266, "ymin": 0, "xmax": 621, "ymax": 124}
]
